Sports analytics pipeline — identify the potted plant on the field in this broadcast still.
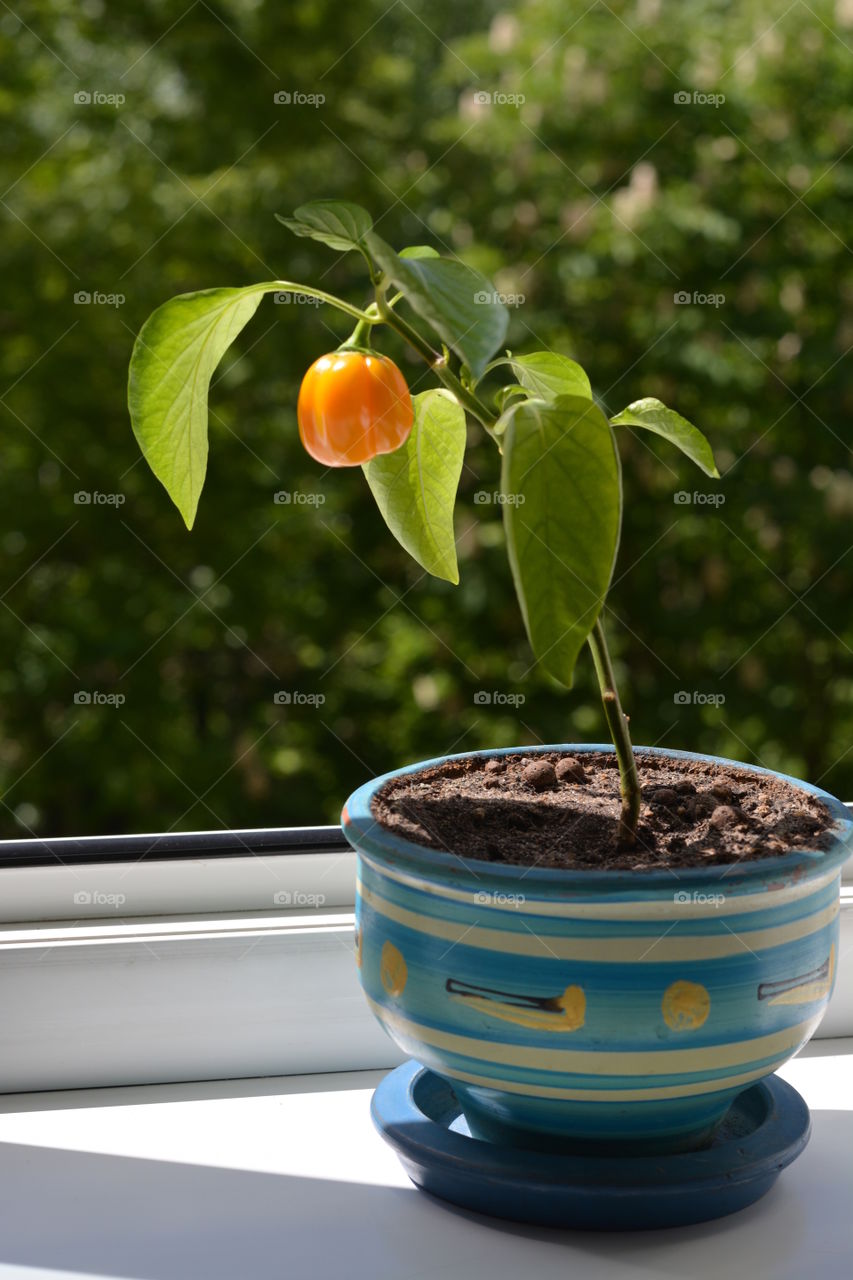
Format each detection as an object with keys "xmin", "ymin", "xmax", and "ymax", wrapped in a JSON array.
[{"xmin": 128, "ymin": 200, "xmax": 852, "ymax": 1223}]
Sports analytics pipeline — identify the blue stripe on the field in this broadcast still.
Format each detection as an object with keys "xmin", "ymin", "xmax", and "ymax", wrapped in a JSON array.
[{"xmin": 359, "ymin": 864, "xmax": 836, "ymax": 939}]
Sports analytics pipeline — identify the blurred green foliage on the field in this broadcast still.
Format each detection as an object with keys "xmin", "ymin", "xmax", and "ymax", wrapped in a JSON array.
[{"xmin": 2, "ymin": 0, "xmax": 852, "ymax": 838}]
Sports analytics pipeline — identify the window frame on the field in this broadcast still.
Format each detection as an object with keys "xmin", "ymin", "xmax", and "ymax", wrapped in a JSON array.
[{"xmin": 0, "ymin": 825, "xmax": 356, "ymax": 922}]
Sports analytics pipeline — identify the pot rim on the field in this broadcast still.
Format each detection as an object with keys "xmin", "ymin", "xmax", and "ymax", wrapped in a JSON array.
[{"xmin": 341, "ymin": 744, "xmax": 853, "ymax": 892}]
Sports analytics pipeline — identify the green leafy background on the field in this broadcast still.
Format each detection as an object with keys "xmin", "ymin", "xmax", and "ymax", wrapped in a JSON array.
[{"xmin": 2, "ymin": 0, "xmax": 852, "ymax": 837}]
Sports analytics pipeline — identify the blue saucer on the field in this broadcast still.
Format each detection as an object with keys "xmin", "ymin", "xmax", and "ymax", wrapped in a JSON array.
[{"xmin": 371, "ymin": 1061, "xmax": 810, "ymax": 1231}]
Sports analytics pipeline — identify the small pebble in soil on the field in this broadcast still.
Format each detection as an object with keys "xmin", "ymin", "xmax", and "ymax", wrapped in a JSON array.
[
  {"xmin": 483, "ymin": 775, "xmax": 502, "ymax": 789},
  {"xmin": 710, "ymin": 804, "xmax": 748, "ymax": 829},
  {"xmin": 521, "ymin": 761, "xmax": 557, "ymax": 791},
  {"xmin": 649, "ymin": 787, "xmax": 679, "ymax": 808},
  {"xmin": 710, "ymin": 782, "xmax": 735, "ymax": 803},
  {"xmin": 674, "ymin": 780, "xmax": 695, "ymax": 794},
  {"xmin": 686, "ymin": 795, "xmax": 717, "ymax": 820},
  {"xmin": 484, "ymin": 759, "xmax": 504, "ymax": 774},
  {"xmin": 555, "ymin": 758, "xmax": 588, "ymax": 784}
]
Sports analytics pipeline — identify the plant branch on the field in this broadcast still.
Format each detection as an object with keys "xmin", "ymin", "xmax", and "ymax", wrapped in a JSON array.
[
  {"xmin": 374, "ymin": 294, "xmax": 496, "ymax": 430},
  {"xmin": 269, "ymin": 281, "xmax": 375, "ymax": 323}
]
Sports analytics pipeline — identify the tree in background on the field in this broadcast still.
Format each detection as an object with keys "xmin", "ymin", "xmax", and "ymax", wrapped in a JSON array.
[{"xmin": 1, "ymin": 0, "xmax": 851, "ymax": 836}]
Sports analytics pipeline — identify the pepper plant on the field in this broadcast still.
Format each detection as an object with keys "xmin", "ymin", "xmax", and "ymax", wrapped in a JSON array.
[{"xmin": 128, "ymin": 200, "xmax": 718, "ymax": 848}]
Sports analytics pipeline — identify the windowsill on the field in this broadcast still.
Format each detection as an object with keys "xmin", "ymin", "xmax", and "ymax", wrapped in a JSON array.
[{"xmin": 0, "ymin": 1039, "xmax": 850, "ymax": 1278}]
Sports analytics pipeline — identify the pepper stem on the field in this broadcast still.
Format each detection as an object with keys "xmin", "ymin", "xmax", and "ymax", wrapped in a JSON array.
[{"xmin": 340, "ymin": 315, "xmax": 374, "ymax": 351}]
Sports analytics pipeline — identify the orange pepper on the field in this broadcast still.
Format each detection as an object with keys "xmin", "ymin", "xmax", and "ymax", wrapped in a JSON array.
[{"xmin": 297, "ymin": 351, "xmax": 414, "ymax": 466}]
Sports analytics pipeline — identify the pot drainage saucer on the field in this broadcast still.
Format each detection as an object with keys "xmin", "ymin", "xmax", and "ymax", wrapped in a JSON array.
[{"xmin": 371, "ymin": 1060, "xmax": 810, "ymax": 1231}]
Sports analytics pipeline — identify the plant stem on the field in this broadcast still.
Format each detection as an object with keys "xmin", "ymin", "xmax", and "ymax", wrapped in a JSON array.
[
  {"xmin": 586, "ymin": 617, "xmax": 641, "ymax": 848},
  {"xmin": 375, "ymin": 295, "xmax": 495, "ymax": 430},
  {"xmin": 340, "ymin": 314, "xmax": 374, "ymax": 350},
  {"xmin": 377, "ymin": 288, "xmax": 642, "ymax": 846},
  {"xmin": 268, "ymin": 281, "xmax": 376, "ymax": 323}
]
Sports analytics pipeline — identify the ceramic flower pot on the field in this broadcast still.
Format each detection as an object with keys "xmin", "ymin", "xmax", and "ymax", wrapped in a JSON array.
[{"xmin": 342, "ymin": 745, "xmax": 852, "ymax": 1155}]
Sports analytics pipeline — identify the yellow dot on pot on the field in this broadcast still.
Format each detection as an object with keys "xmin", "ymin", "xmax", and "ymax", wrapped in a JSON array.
[
  {"xmin": 557, "ymin": 985, "xmax": 586, "ymax": 1030},
  {"xmin": 662, "ymin": 980, "xmax": 710, "ymax": 1030},
  {"xmin": 381, "ymin": 941, "xmax": 408, "ymax": 997},
  {"xmin": 354, "ymin": 924, "xmax": 363, "ymax": 969}
]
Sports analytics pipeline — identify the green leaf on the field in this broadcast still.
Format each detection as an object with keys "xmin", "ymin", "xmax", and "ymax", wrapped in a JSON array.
[
  {"xmin": 276, "ymin": 200, "xmax": 372, "ymax": 253},
  {"xmin": 502, "ymin": 351, "xmax": 592, "ymax": 401},
  {"xmin": 501, "ymin": 396, "xmax": 622, "ymax": 687},
  {"xmin": 129, "ymin": 285, "xmax": 269, "ymax": 529},
  {"xmin": 610, "ymin": 397, "xmax": 719, "ymax": 478},
  {"xmin": 365, "ymin": 232, "xmax": 508, "ymax": 379},
  {"xmin": 129, "ymin": 278, "xmax": 374, "ymax": 528},
  {"xmin": 363, "ymin": 389, "xmax": 466, "ymax": 584},
  {"xmin": 398, "ymin": 245, "xmax": 440, "ymax": 260},
  {"xmin": 494, "ymin": 383, "xmax": 528, "ymax": 414}
]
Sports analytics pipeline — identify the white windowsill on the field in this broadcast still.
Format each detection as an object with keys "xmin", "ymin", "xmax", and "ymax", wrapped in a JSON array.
[
  {"xmin": 0, "ymin": 1038, "xmax": 849, "ymax": 1279},
  {"xmin": 2, "ymin": 891, "xmax": 852, "ymax": 1092}
]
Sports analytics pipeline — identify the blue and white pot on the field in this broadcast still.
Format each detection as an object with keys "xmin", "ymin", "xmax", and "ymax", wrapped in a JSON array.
[{"xmin": 342, "ymin": 745, "xmax": 852, "ymax": 1154}]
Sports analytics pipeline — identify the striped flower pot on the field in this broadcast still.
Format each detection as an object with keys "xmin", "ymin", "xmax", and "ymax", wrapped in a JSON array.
[{"xmin": 342, "ymin": 745, "xmax": 853, "ymax": 1154}]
